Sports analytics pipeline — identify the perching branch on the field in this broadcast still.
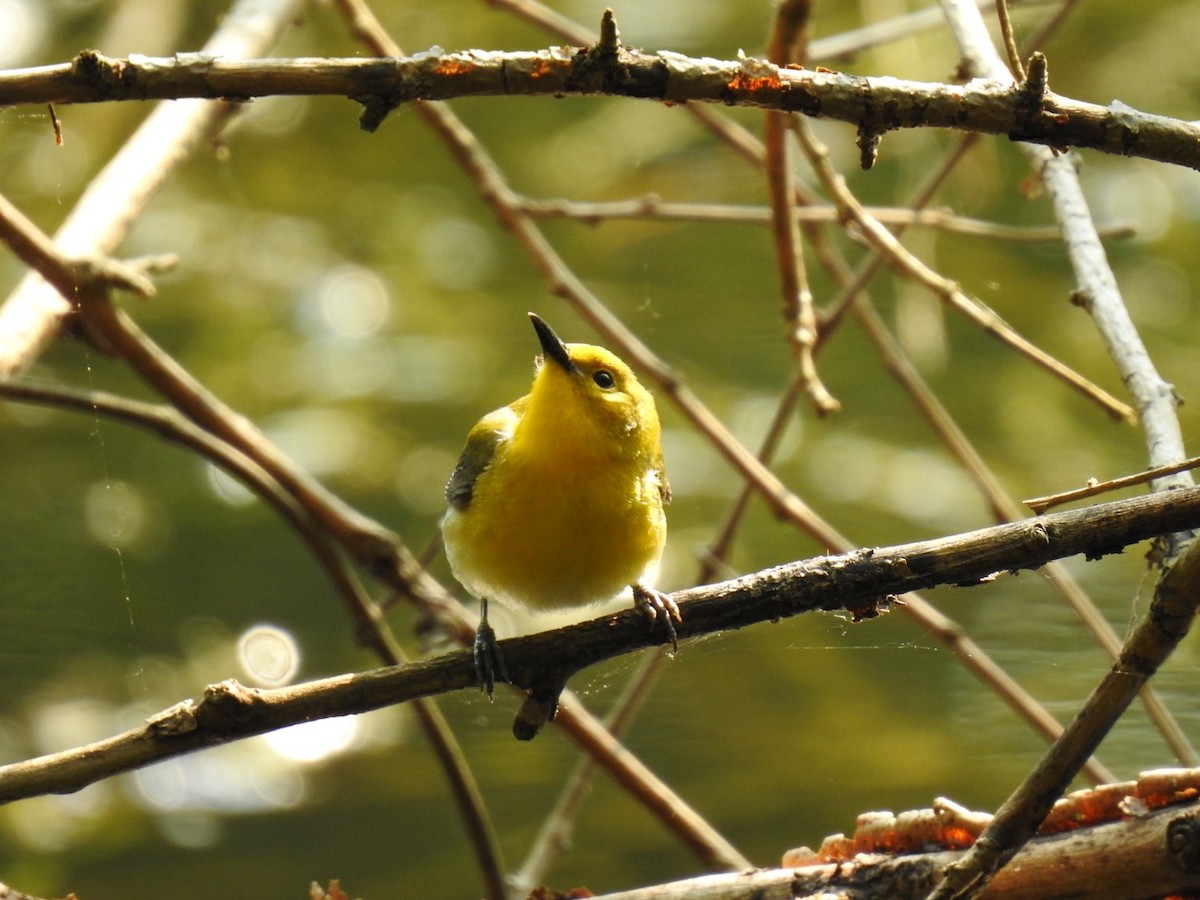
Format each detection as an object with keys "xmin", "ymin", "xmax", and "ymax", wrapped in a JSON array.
[
  {"xmin": 3, "ymin": 42, "xmax": 1200, "ymax": 171},
  {"xmin": 3, "ymin": 484, "xmax": 1200, "ymax": 803}
]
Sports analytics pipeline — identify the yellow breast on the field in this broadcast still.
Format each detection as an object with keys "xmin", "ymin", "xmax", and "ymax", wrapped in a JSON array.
[
  {"xmin": 442, "ymin": 324, "xmax": 669, "ymax": 614},
  {"xmin": 442, "ymin": 438, "xmax": 666, "ymax": 612}
]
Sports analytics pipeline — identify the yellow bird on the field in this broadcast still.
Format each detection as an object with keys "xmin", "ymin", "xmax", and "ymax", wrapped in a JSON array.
[{"xmin": 442, "ymin": 313, "xmax": 678, "ymax": 693}]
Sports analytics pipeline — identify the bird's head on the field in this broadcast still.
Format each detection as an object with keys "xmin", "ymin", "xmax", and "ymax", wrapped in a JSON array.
[{"xmin": 526, "ymin": 313, "xmax": 661, "ymax": 455}]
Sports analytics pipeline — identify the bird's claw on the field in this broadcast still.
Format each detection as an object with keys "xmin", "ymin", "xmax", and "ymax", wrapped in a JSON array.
[
  {"xmin": 632, "ymin": 583, "xmax": 681, "ymax": 654},
  {"xmin": 474, "ymin": 618, "xmax": 510, "ymax": 698}
]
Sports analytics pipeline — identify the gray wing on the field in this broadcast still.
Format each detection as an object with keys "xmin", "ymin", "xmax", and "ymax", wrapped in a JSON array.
[{"xmin": 444, "ymin": 401, "xmax": 522, "ymax": 510}]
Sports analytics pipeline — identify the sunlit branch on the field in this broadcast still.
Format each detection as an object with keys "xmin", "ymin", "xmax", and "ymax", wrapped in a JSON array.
[
  {"xmin": 1027, "ymin": 456, "xmax": 1200, "ymax": 514},
  {"xmin": 2, "ymin": 46, "xmax": 1199, "ymax": 172},
  {"xmin": 765, "ymin": 0, "xmax": 838, "ymax": 415}
]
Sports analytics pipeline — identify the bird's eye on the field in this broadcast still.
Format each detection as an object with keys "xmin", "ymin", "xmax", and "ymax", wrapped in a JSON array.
[{"xmin": 592, "ymin": 370, "xmax": 616, "ymax": 390}]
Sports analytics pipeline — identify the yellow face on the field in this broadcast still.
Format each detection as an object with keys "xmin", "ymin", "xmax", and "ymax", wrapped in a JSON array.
[{"xmin": 531, "ymin": 343, "xmax": 661, "ymax": 452}]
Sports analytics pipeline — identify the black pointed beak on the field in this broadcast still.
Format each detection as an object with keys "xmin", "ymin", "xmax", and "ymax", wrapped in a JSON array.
[{"xmin": 529, "ymin": 313, "xmax": 579, "ymax": 374}]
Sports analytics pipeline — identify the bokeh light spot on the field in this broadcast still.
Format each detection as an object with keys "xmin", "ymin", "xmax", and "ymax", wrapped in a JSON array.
[
  {"xmin": 83, "ymin": 480, "xmax": 149, "ymax": 549},
  {"xmin": 237, "ymin": 624, "xmax": 300, "ymax": 687},
  {"xmin": 0, "ymin": 0, "xmax": 45, "ymax": 67},
  {"xmin": 314, "ymin": 265, "xmax": 391, "ymax": 338},
  {"xmin": 264, "ymin": 716, "xmax": 358, "ymax": 763},
  {"xmin": 204, "ymin": 463, "xmax": 257, "ymax": 507}
]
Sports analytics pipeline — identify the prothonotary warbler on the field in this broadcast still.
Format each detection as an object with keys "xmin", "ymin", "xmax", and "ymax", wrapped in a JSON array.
[{"xmin": 442, "ymin": 313, "xmax": 679, "ymax": 694}]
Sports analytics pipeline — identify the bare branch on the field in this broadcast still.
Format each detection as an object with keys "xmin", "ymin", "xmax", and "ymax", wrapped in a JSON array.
[
  {"xmin": 792, "ymin": 120, "xmax": 1134, "ymax": 423},
  {"xmin": 3, "ymin": 48, "xmax": 1199, "ymax": 170},
  {"xmin": 1027, "ymin": 456, "xmax": 1200, "ymax": 514},
  {"xmin": 940, "ymin": 0, "xmax": 1190, "ymax": 493},
  {"xmin": 513, "ymin": 195, "xmax": 1133, "ymax": 241},
  {"xmin": 764, "ymin": 0, "xmax": 838, "ymax": 415}
]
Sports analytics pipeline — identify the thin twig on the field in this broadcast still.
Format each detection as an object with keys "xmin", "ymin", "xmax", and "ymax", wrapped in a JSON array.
[
  {"xmin": 792, "ymin": 118, "xmax": 1133, "ymax": 423},
  {"xmin": 1027, "ymin": 456, "xmax": 1200, "ymax": 514},
  {"xmin": 995, "ymin": 0, "xmax": 1027, "ymax": 81},
  {"xmin": 484, "ymin": 0, "xmax": 1048, "ymax": 65},
  {"xmin": 512, "ymin": 195, "xmax": 1132, "ymax": 242},
  {"xmin": 765, "ymin": 0, "xmax": 838, "ymax": 415}
]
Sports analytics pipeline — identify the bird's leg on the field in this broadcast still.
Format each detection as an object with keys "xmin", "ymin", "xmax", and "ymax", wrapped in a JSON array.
[
  {"xmin": 474, "ymin": 598, "xmax": 510, "ymax": 697},
  {"xmin": 631, "ymin": 583, "xmax": 681, "ymax": 654}
]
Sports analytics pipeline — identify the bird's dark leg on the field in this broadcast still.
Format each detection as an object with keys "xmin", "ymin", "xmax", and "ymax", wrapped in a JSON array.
[
  {"xmin": 631, "ymin": 583, "xmax": 681, "ymax": 654},
  {"xmin": 474, "ymin": 598, "xmax": 510, "ymax": 697}
]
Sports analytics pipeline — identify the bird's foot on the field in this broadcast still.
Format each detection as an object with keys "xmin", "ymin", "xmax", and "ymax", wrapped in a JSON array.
[
  {"xmin": 473, "ymin": 618, "xmax": 510, "ymax": 698},
  {"xmin": 632, "ymin": 583, "xmax": 681, "ymax": 654}
]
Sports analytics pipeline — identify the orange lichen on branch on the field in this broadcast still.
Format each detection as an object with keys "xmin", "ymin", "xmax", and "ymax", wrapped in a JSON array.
[
  {"xmin": 1041, "ymin": 768, "xmax": 1200, "ymax": 834},
  {"xmin": 783, "ymin": 768, "xmax": 1200, "ymax": 866},
  {"xmin": 784, "ymin": 799, "xmax": 989, "ymax": 866},
  {"xmin": 726, "ymin": 70, "xmax": 783, "ymax": 94},
  {"xmin": 433, "ymin": 58, "xmax": 476, "ymax": 77},
  {"xmin": 527, "ymin": 58, "xmax": 555, "ymax": 79},
  {"xmin": 726, "ymin": 53, "xmax": 784, "ymax": 97}
]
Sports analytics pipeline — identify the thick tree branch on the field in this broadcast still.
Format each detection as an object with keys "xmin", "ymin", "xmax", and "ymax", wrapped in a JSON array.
[
  {"xmin": 3, "ymin": 485, "xmax": 1200, "ymax": 803},
  {"xmin": 593, "ymin": 800, "xmax": 1200, "ymax": 898},
  {"xmin": 2, "ymin": 46, "xmax": 1199, "ymax": 170}
]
